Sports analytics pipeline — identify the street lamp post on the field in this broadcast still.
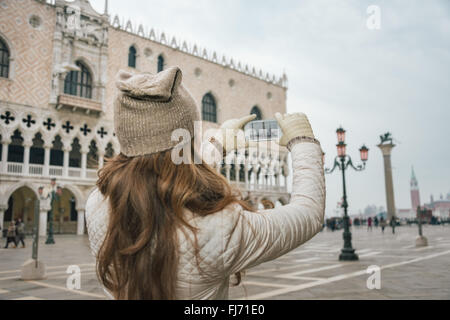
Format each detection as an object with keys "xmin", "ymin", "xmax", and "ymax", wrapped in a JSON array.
[{"xmin": 325, "ymin": 127, "xmax": 369, "ymax": 261}]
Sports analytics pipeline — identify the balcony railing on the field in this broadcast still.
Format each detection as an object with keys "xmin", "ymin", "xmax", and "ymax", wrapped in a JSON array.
[
  {"xmin": 68, "ymin": 168, "xmax": 81, "ymax": 178},
  {"xmin": 57, "ymin": 94, "xmax": 102, "ymax": 115},
  {"xmin": 1, "ymin": 162, "xmax": 95, "ymax": 181},
  {"xmin": 29, "ymin": 164, "xmax": 44, "ymax": 176},
  {"xmin": 7, "ymin": 162, "xmax": 23, "ymax": 174},
  {"xmin": 49, "ymin": 165, "xmax": 63, "ymax": 177},
  {"xmin": 86, "ymin": 169, "xmax": 98, "ymax": 179}
]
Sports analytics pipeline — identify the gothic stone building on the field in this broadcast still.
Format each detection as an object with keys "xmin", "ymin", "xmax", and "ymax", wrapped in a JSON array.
[{"xmin": 0, "ymin": 0, "xmax": 290, "ymax": 235}]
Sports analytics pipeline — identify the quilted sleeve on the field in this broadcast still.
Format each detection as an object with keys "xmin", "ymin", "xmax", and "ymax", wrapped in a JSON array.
[
  {"xmin": 223, "ymin": 141, "xmax": 326, "ymax": 275},
  {"xmin": 85, "ymin": 188, "xmax": 110, "ymax": 258}
]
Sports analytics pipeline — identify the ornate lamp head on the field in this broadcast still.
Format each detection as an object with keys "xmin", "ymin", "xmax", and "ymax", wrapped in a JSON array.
[
  {"xmin": 359, "ymin": 145, "xmax": 369, "ymax": 162},
  {"xmin": 337, "ymin": 142, "xmax": 346, "ymax": 158},
  {"xmin": 336, "ymin": 127, "xmax": 346, "ymax": 143}
]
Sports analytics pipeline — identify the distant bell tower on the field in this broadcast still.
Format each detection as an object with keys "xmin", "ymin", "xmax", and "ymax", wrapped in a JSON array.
[{"xmin": 410, "ymin": 166, "xmax": 421, "ymax": 210}]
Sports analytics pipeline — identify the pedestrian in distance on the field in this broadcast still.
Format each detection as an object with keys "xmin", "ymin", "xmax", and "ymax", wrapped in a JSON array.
[
  {"xmin": 4, "ymin": 222, "xmax": 17, "ymax": 248},
  {"xmin": 390, "ymin": 217, "xmax": 397, "ymax": 234},
  {"xmin": 331, "ymin": 218, "xmax": 336, "ymax": 232},
  {"xmin": 15, "ymin": 218, "xmax": 26, "ymax": 248},
  {"xmin": 380, "ymin": 217, "xmax": 387, "ymax": 233},
  {"xmin": 374, "ymin": 216, "xmax": 379, "ymax": 228},
  {"xmin": 85, "ymin": 66, "xmax": 326, "ymax": 300},
  {"xmin": 367, "ymin": 216, "xmax": 373, "ymax": 231}
]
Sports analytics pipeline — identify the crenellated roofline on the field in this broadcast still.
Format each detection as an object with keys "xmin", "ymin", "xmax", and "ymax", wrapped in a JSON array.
[
  {"xmin": 38, "ymin": 0, "xmax": 288, "ymax": 88},
  {"xmin": 108, "ymin": 14, "xmax": 288, "ymax": 89}
]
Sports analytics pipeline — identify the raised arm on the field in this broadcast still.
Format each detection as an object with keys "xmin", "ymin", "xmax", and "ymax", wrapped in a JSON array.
[{"xmin": 223, "ymin": 113, "xmax": 326, "ymax": 275}]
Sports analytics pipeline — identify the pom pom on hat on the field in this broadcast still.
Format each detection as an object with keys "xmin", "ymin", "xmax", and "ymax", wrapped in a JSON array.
[{"xmin": 116, "ymin": 66, "xmax": 182, "ymax": 101}]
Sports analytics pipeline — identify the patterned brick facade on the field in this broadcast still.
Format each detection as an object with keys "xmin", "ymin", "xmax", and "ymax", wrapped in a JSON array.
[{"xmin": 0, "ymin": 0, "xmax": 55, "ymax": 108}]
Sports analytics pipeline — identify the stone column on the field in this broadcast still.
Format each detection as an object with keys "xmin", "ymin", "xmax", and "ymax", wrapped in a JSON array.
[
  {"xmin": 378, "ymin": 142, "xmax": 397, "ymax": 221},
  {"xmin": 268, "ymin": 160, "xmax": 275, "ymax": 187},
  {"xmin": 43, "ymin": 143, "xmax": 52, "ymax": 176},
  {"xmin": 275, "ymin": 164, "xmax": 281, "ymax": 187},
  {"xmin": 77, "ymin": 208, "xmax": 85, "ymax": 235},
  {"xmin": 1, "ymin": 139, "xmax": 10, "ymax": 173},
  {"xmin": 0, "ymin": 205, "xmax": 6, "ymax": 232},
  {"xmin": 98, "ymin": 150, "xmax": 105, "ymax": 169},
  {"xmin": 252, "ymin": 167, "xmax": 258, "ymax": 189},
  {"xmin": 244, "ymin": 157, "xmax": 249, "ymax": 186},
  {"xmin": 23, "ymin": 141, "xmax": 32, "ymax": 175},
  {"xmin": 224, "ymin": 163, "xmax": 231, "ymax": 182},
  {"xmin": 80, "ymin": 145, "xmax": 89, "ymax": 179},
  {"xmin": 63, "ymin": 145, "xmax": 71, "ymax": 177},
  {"xmin": 263, "ymin": 165, "xmax": 269, "ymax": 189},
  {"xmin": 215, "ymin": 161, "xmax": 221, "ymax": 174}
]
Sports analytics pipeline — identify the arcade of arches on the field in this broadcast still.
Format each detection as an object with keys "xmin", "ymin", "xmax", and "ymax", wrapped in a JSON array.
[{"xmin": 2, "ymin": 186, "xmax": 83, "ymax": 235}]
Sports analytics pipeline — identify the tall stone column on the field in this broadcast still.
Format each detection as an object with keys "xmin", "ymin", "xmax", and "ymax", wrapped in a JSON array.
[{"xmin": 378, "ymin": 142, "xmax": 397, "ymax": 221}]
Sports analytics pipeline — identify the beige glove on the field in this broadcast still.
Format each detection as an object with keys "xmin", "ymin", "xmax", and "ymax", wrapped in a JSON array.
[
  {"xmin": 210, "ymin": 114, "xmax": 256, "ymax": 154},
  {"xmin": 275, "ymin": 112, "xmax": 315, "ymax": 147}
]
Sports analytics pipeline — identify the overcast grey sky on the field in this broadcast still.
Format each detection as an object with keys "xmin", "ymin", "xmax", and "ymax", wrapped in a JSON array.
[{"xmin": 90, "ymin": 0, "xmax": 450, "ymax": 217}]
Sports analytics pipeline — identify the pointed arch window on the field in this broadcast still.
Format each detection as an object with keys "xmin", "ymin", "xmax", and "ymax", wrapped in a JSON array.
[
  {"xmin": 128, "ymin": 46, "xmax": 137, "ymax": 68},
  {"xmin": 30, "ymin": 132, "xmax": 44, "ymax": 164},
  {"xmin": 8, "ymin": 130, "xmax": 24, "ymax": 163},
  {"xmin": 87, "ymin": 140, "xmax": 98, "ymax": 169},
  {"xmin": 202, "ymin": 93, "xmax": 217, "ymax": 123},
  {"xmin": 250, "ymin": 106, "xmax": 262, "ymax": 120},
  {"xmin": 157, "ymin": 55, "xmax": 164, "ymax": 72},
  {"xmin": 0, "ymin": 37, "xmax": 9, "ymax": 78},
  {"xmin": 64, "ymin": 61, "xmax": 92, "ymax": 99},
  {"xmin": 105, "ymin": 143, "xmax": 115, "ymax": 158},
  {"xmin": 69, "ymin": 138, "xmax": 81, "ymax": 168},
  {"xmin": 50, "ymin": 135, "xmax": 64, "ymax": 166}
]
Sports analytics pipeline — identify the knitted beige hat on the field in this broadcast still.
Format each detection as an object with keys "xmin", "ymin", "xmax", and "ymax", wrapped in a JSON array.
[{"xmin": 114, "ymin": 66, "xmax": 200, "ymax": 157}]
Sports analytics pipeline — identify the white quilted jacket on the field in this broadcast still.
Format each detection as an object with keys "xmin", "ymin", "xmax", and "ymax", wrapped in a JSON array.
[{"xmin": 85, "ymin": 141, "xmax": 325, "ymax": 299}]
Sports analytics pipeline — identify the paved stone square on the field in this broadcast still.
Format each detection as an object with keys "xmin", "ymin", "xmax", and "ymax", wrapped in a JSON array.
[{"xmin": 0, "ymin": 224, "xmax": 449, "ymax": 300}]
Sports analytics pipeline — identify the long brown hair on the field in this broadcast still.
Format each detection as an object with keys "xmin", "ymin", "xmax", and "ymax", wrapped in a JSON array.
[{"xmin": 96, "ymin": 144, "xmax": 254, "ymax": 299}]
